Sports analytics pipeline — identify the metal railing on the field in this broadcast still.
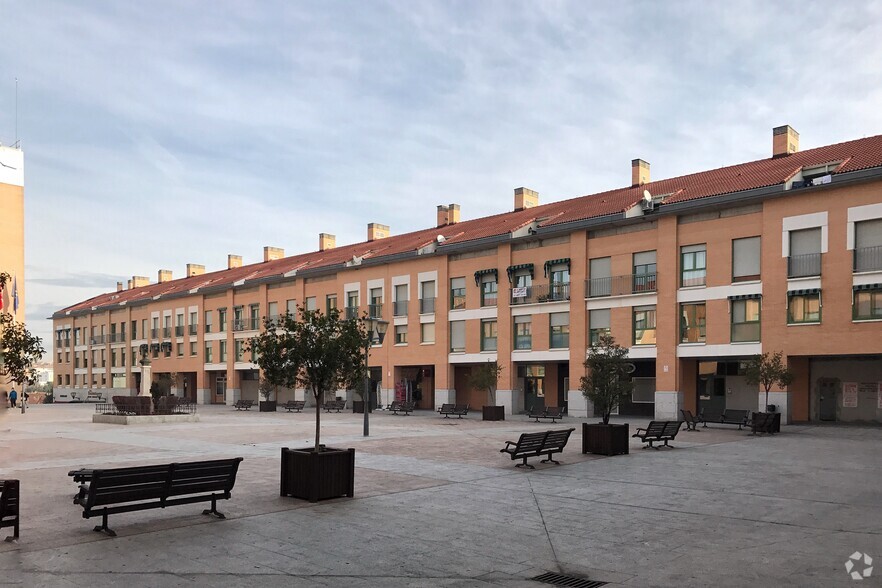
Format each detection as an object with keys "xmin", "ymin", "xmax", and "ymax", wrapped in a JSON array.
[
  {"xmin": 175, "ymin": 326, "xmax": 185, "ymax": 337},
  {"xmin": 188, "ymin": 324, "xmax": 198, "ymax": 335},
  {"xmin": 56, "ymin": 338, "xmax": 71, "ymax": 348},
  {"xmin": 368, "ymin": 304, "xmax": 383, "ymax": 319},
  {"xmin": 586, "ymin": 273, "xmax": 657, "ymax": 297},
  {"xmin": 393, "ymin": 300, "xmax": 408, "ymax": 316},
  {"xmin": 232, "ymin": 319, "xmax": 248, "ymax": 331},
  {"xmin": 481, "ymin": 292, "xmax": 498, "ymax": 307},
  {"xmin": 420, "ymin": 297, "xmax": 436, "ymax": 313},
  {"xmin": 345, "ymin": 306, "xmax": 359, "ymax": 320},
  {"xmin": 89, "ymin": 335, "xmax": 106, "ymax": 345},
  {"xmin": 787, "ymin": 253, "xmax": 821, "ymax": 278},
  {"xmin": 150, "ymin": 328, "xmax": 160, "ymax": 339},
  {"xmin": 854, "ymin": 246, "xmax": 882, "ymax": 272},
  {"xmin": 109, "ymin": 333, "xmax": 126, "ymax": 343},
  {"xmin": 510, "ymin": 282, "xmax": 570, "ymax": 305},
  {"xmin": 250, "ymin": 318, "xmax": 260, "ymax": 330},
  {"xmin": 514, "ymin": 335, "xmax": 532, "ymax": 350},
  {"xmin": 162, "ymin": 327, "xmax": 172, "ymax": 338}
]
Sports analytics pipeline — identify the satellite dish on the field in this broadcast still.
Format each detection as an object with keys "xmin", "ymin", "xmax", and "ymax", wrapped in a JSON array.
[
  {"xmin": 643, "ymin": 189, "xmax": 653, "ymax": 203},
  {"xmin": 436, "ymin": 235, "xmax": 446, "ymax": 243}
]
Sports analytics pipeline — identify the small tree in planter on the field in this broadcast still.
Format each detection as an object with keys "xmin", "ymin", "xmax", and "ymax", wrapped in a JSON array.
[
  {"xmin": 247, "ymin": 315, "xmax": 296, "ymax": 412},
  {"xmin": 580, "ymin": 333, "xmax": 633, "ymax": 455},
  {"xmin": 744, "ymin": 351, "xmax": 794, "ymax": 412},
  {"xmin": 469, "ymin": 360, "xmax": 505, "ymax": 420},
  {"xmin": 257, "ymin": 378, "xmax": 277, "ymax": 411},
  {"xmin": 0, "ymin": 312, "xmax": 45, "ymax": 415}
]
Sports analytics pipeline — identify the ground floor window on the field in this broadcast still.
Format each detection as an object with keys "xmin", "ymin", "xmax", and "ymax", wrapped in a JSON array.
[{"xmin": 514, "ymin": 316, "xmax": 531, "ymax": 350}]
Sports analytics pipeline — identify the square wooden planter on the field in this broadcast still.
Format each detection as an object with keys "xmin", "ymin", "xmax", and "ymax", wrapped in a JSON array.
[
  {"xmin": 352, "ymin": 401, "xmax": 372, "ymax": 414},
  {"xmin": 280, "ymin": 446, "xmax": 355, "ymax": 503},
  {"xmin": 482, "ymin": 405, "xmax": 505, "ymax": 421},
  {"xmin": 582, "ymin": 422, "xmax": 630, "ymax": 456},
  {"xmin": 259, "ymin": 401, "xmax": 277, "ymax": 412}
]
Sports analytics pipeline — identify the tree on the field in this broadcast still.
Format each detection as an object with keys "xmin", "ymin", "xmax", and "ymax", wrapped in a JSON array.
[
  {"xmin": 468, "ymin": 360, "xmax": 503, "ymax": 406},
  {"xmin": 580, "ymin": 333, "xmax": 634, "ymax": 425},
  {"xmin": 744, "ymin": 351, "xmax": 794, "ymax": 411},
  {"xmin": 0, "ymin": 313, "xmax": 46, "ymax": 411},
  {"xmin": 248, "ymin": 306, "xmax": 366, "ymax": 452}
]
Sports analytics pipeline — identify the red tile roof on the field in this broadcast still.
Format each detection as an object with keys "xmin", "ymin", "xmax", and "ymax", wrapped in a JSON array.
[{"xmin": 54, "ymin": 133, "xmax": 882, "ymax": 317}]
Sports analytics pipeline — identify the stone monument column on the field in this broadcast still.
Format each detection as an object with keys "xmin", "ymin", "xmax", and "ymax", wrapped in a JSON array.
[{"xmin": 138, "ymin": 344, "xmax": 152, "ymax": 397}]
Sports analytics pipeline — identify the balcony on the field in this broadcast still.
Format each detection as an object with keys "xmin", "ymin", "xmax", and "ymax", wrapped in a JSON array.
[
  {"xmin": 250, "ymin": 318, "xmax": 261, "ymax": 330},
  {"xmin": 393, "ymin": 300, "xmax": 408, "ymax": 316},
  {"xmin": 162, "ymin": 327, "xmax": 172, "ymax": 338},
  {"xmin": 419, "ymin": 297, "xmax": 435, "ymax": 314},
  {"xmin": 510, "ymin": 282, "xmax": 571, "ymax": 305},
  {"xmin": 586, "ymin": 273, "xmax": 657, "ymax": 298},
  {"xmin": 150, "ymin": 328, "xmax": 160, "ymax": 339},
  {"xmin": 232, "ymin": 319, "xmax": 248, "ymax": 332},
  {"xmin": 345, "ymin": 306, "xmax": 359, "ymax": 320},
  {"xmin": 854, "ymin": 246, "xmax": 882, "ymax": 273},
  {"xmin": 188, "ymin": 324, "xmax": 198, "ymax": 335},
  {"xmin": 787, "ymin": 253, "xmax": 821, "ymax": 278},
  {"xmin": 89, "ymin": 335, "xmax": 106, "ymax": 345},
  {"xmin": 368, "ymin": 304, "xmax": 383, "ymax": 319},
  {"xmin": 175, "ymin": 326, "xmax": 185, "ymax": 337},
  {"xmin": 109, "ymin": 333, "xmax": 126, "ymax": 343}
]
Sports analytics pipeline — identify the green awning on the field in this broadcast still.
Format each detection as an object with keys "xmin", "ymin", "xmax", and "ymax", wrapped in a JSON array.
[
  {"xmin": 474, "ymin": 268, "xmax": 498, "ymax": 286},
  {"xmin": 853, "ymin": 283, "xmax": 882, "ymax": 291},
  {"xmin": 788, "ymin": 288, "xmax": 820, "ymax": 296},
  {"xmin": 728, "ymin": 293, "xmax": 762, "ymax": 301},
  {"xmin": 507, "ymin": 263, "xmax": 534, "ymax": 283},
  {"xmin": 543, "ymin": 258, "xmax": 571, "ymax": 276}
]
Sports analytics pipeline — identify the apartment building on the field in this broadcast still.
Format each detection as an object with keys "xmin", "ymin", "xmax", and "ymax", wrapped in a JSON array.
[
  {"xmin": 52, "ymin": 127, "xmax": 882, "ymax": 423},
  {"xmin": 0, "ymin": 144, "xmax": 26, "ymax": 396}
]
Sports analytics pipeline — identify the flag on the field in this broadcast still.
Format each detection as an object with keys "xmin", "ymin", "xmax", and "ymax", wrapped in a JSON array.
[{"xmin": 12, "ymin": 276, "xmax": 18, "ymax": 313}]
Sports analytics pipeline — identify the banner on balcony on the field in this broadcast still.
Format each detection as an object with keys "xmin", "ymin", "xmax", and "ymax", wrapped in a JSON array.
[{"xmin": 512, "ymin": 287, "xmax": 528, "ymax": 298}]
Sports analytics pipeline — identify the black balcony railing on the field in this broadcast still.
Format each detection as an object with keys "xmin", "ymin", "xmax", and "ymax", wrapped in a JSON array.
[
  {"xmin": 249, "ymin": 318, "xmax": 260, "ymax": 330},
  {"xmin": 188, "ymin": 324, "xmax": 198, "ymax": 335},
  {"xmin": 150, "ymin": 328, "xmax": 160, "ymax": 339},
  {"xmin": 109, "ymin": 333, "xmax": 126, "ymax": 343},
  {"xmin": 393, "ymin": 300, "xmax": 408, "ymax": 316},
  {"xmin": 420, "ymin": 297, "xmax": 436, "ymax": 314},
  {"xmin": 232, "ymin": 319, "xmax": 248, "ymax": 331},
  {"xmin": 854, "ymin": 246, "xmax": 882, "ymax": 272},
  {"xmin": 89, "ymin": 335, "xmax": 106, "ymax": 345},
  {"xmin": 510, "ymin": 282, "xmax": 570, "ymax": 305},
  {"xmin": 368, "ymin": 304, "xmax": 383, "ymax": 319},
  {"xmin": 586, "ymin": 273, "xmax": 657, "ymax": 298},
  {"xmin": 787, "ymin": 253, "xmax": 821, "ymax": 278},
  {"xmin": 345, "ymin": 306, "xmax": 359, "ymax": 320},
  {"xmin": 175, "ymin": 326, "xmax": 185, "ymax": 337},
  {"xmin": 162, "ymin": 327, "xmax": 172, "ymax": 338}
]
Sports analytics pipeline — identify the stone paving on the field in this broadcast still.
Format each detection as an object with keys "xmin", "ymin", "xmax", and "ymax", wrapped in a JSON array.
[{"xmin": 0, "ymin": 403, "xmax": 880, "ymax": 587}]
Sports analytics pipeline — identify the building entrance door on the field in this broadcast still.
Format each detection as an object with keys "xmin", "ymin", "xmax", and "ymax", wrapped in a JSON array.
[
  {"xmin": 524, "ymin": 377, "xmax": 545, "ymax": 412},
  {"xmin": 818, "ymin": 378, "xmax": 838, "ymax": 421},
  {"xmin": 214, "ymin": 374, "xmax": 227, "ymax": 405}
]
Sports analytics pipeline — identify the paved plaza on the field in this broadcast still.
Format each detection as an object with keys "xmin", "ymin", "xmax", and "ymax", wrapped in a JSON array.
[{"xmin": 0, "ymin": 404, "xmax": 880, "ymax": 587}]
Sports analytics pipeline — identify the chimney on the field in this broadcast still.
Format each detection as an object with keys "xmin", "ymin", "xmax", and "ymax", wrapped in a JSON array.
[
  {"xmin": 127, "ymin": 279, "xmax": 133, "ymax": 290},
  {"xmin": 367, "ymin": 223, "xmax": 390, "ymax": 241},
  {"xmin": 132, "ymin": 275, "xmax": 149, "ymax": 288},
  {"xmin": 319, "ymin": 233, "xmax": 336, "ymax": 251},
  {"xmin": 514, "ymin": 187, "xmax": 539, "ymax": 211},
  {"xmin": 773, "ymin": 125, "xmax": 799, "ymax": 157},
  {"xmin": 228, "ymin": 254, "xmax": 242, "ymax": 269},
  {"xmin": 186, "ymin": 263, "xmax": 205, "ymax": 277},
  {"xmin": 116, "ymin": 282, "xmax": 123, "ymax": 292},
  {"xmin": 631, "ymin": 159, "xmax": 650, "ymax": 186},
  {"xmin": 448, "ymin": 203, "xmax": 460, "ymax": 224},
  {"xmin": 263, "ymin": 246, "xmax": 284, "ymax": 262},
  {"xmin": 158, "ymin": 269, "xmax": 173, "ymax": 283}
]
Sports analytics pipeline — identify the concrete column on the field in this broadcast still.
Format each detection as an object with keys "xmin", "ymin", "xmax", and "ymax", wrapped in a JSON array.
[
  {"xmin": 196, "ymin": 389, "xmax": 211, "ymax": 405},
  {"xmin": 496, "ymin": 389, "xmax": 514, "ymax": 415},
  {"xmin": 434, "ymin": 388, "xmax": 454, "ymax": 409},
  {"xmin": 761, "ymin": 391, "xmax": 790, "ymax": 425},
  {"xmin": 568, "ymin": 389, "xmax": 589, "ymax": 418},
  {"xmin": 138, "ymin": 364, "xmax": 152, "ymax": 397},
  {"xmin": 655, "ymin": 390, "xmax": 683, "ymax": 419},
  {"xmin": 226, "ymin": 388, "xmax": 241, "ymax": 405}
]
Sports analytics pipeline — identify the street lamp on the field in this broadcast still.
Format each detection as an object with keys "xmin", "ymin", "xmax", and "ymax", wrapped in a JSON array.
[{"xmin": 362, "ymin": 317, "xmax": 388, "ymax": 437}]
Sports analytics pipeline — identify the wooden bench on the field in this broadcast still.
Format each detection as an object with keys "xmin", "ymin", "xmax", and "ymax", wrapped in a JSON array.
[
  {"xmin": 85, "ymin": 390, "xmax": 104, "ymax": 402},
  {"xmin": 388, "ymin": 401, "xmax": 415, "ymax": 415},
  {"xmin": 0, "ymin": 479, "xmax": 19, "ymax": 542},
  {"xmin": 700, "ymin": 409, "xmax": 751, "ymax": 430},
  {"xmin": 233, "ymin": 399, "xmax": 254, "ymax": 411},
  {"xmin": 632, "ymin": 420, "xmax": 682, "ymax": 449},
  {"xmin": 283, "ymin": 400, "xmax": 306, "ymax": 413},
  {"xmin": 438, "ymin": 403, "xmax": 469, "ymax": 418},
  {"xmin": 321, "ymin": 399, "xmax": 345, "ymax": 413},
  {"xmin": 500, "ymin": 428, "xmax": 575, "ymax": 469},
  {"xmin": 72, "ymin": 457, "xmax": 243, "ymax": 536},
  {"xmin": 680, "ymin": 409, "xmax": 702, "ymax": 431},
  {"xmin": 525, "ymin": 406, "xmax": 565, "ymax": 423}
]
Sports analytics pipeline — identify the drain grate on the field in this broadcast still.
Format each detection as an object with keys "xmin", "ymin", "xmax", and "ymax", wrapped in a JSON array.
[{"xmin": 530, "ymin": 572, "xmax": 608, "ymax": 588}]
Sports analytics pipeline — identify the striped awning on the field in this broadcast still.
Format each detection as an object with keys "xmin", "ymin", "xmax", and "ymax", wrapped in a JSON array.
[
  {"xmin": 728, "ymin": 293, "xmax": 762, "ymax": 301},
  {"xmin": 543, "ymin": 258, "xmax": 571, "ymax": 276},
  {"xmin": 788, "ymin": 288, "xmax": 820, "ymax": 296},
  {"xmin": 474, "ymin": 268, "xmax": 498, "ymax": 286},
  {"xmin": 507, "ymin": 263, "xmax": 534, "ymax": 282},
  {"xmin": 853, "ymin": 283, "xmax": 882, "ymax": 291}
]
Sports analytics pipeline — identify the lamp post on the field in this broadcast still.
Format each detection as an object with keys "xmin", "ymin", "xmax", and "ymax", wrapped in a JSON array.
[{"xmin": 362, "ymin": 317, "xmax": 388, "ymax": 437}]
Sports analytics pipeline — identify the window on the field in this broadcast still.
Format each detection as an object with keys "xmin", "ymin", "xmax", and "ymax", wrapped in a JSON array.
[
  {"xmin": 732, "ymin": 237, "xmax": 761, "ymax": 282},
  {"xmin": 130, "ymin": 321, "xmax": 137, "ymax": 340},
  {"xmin": 233, "ymin": 306, "xmax": 244, "ymax": 331},
  {"xmin": 218, "ymin": 309, "xmax": 227, "ymax": 332},
  {"xmin": 163, "ymin": 315, "xmax": 171, "ymax": 338},
  {"xmin": 120, "ymin": 350, "xmax": 125, "ymax": 366},
  {"xmin": 420, "ymin": 281, "xmax": 436, "ymax": 313},
  {"xmin": 549, "ymin": 312, "xmax": 570, "ymax": 348},
  {"xmin": 190, "ymin": 341, "xmax": 197, "ymax": 356},
  {"xmin": 345, "ymin": 292, "xmax": 357, "ymax": 319},
  {"xmin": 681, "ymin": 245, "xmax": 706, "ymax": 287},
  {"xmin": 788, "ymin": 228, "xmax": 822, "ymax": 277},
  {"xmin": 680, "ymin": 303, "xmax": 706, "ymax": 343},
  {"xmin": 788, "ymin": 291, "xmax": 821, "ymax": 324},
  {"xmin": 152, "ymin": 317, "xmax": 159, "ymax": 338},
  {"xmin": 176, "ymin": 342, "xmax": 184, "ymax": 357},
  {"xmin": 450, "ymin": 320, "xmax": 465, "ymax": 352},
  {"xmin": 514, "ymin": 315, "xmax": 531, "ymax": 350},
  {"xmin": 394, "ymin": 284, "xmax": 408, "ymax": 316},
  {"xmin": 286, "ymin": 299, "xmax": 297, "ymax": 315},
  {"xmin": 731, "ymin": 298, "xmax": 761, "ymax": 342},
  {"xmin": 326, "ymin": 295, "xmax": 337, "ymax": 314},
  {"xmin": 204, "ymin": 342, "xmax": 213, "ymax": 363},
  {"xmin": 512, "ymin": 271, "xmax": 532, "ymax": 288},
  {"xmin": 854, "ymin": 219, "xmax": 882, "ymax": 272},
  {"xmin": 421, "ymin": 322, "xmax": 435, "ymax": 344},
  {"xmin": 480, "ymin": 274, "xmax": 498, "ymax": 307},
  {"xmin": 305, "ymin": 296, "xmax": 317, "ymax": 312},
  {"xmin": 250, "ymin": 305, "xmax": 260, "ymax": 329},
  {"xmin": 369, "ymin": 287, "xmax": 383, "ymax": 318},
  {"xmin": 204, "ymin": 310, "xmax": 213, "ymax": 333},
  {"xmin": 549, "ymin": 265, "xmax": 570, "ymax": 300},
  {"xmin": 268, "ymin": 301, "xmax": 279, "ymax": 321},
  {"xmin": 633, "ymin": 306, "xmax": 657, "ymax": 345},
  {"xmin": 164, "ymin": 343, "xmax": 171, "ymax": 358},
  {"xmin": 633, "ymin": 251, "xmax": 657, "ymax": 292},
  {"xmin": 110, "ymin": 349, "xmax": 117, "ymax": 367},
  {"xmin": 189, "ymin": 311, "xmax": 198, "ymax": 335},
  {"xmin": 395, "ymin": 325, "xmax": 408, "ymax": 345},
  {"xmin": 589, "ymin": 309, "xmax": 610, "ymax": 345},
  {"xmin": 219, "ymin": 341, "xmax": 227, "ymax": 362},
  {"xmin": 854, "ymin": 286, "xmax": 882, "ymax": 320},
  {"xmin": 481, "ymin": 319, "xmax": 498, "ymax": 351},
  {"xmin": 235, "ymin": 340, "xmax": 244, "ymax": 361},
  {"xmin": 450, "ymin": 277, "xmax": 466, "ymax": 310}
]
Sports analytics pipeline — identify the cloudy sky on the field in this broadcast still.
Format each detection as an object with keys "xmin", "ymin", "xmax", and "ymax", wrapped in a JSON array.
[{"xmin": 2, "ymin": 0, "xmax": 882, "ymax": 344}]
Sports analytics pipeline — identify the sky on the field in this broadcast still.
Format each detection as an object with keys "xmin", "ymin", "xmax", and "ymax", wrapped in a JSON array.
[{"xmin": 2, "ymin": 0, "xmax": 882, "ymax": 345}]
